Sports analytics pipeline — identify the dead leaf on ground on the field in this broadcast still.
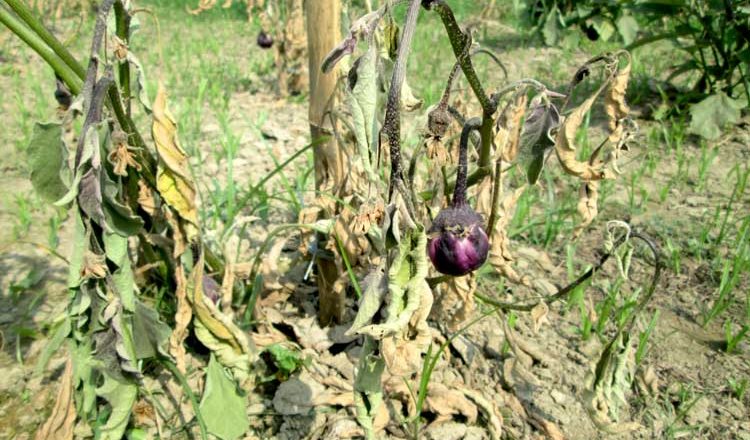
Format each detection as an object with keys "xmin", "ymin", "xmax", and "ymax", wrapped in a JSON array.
[
  {"xmin": 424, "ymin": 382, "xmax": 479, "ymax": 425},
  {"xmin": 462, "ymin": 388, "xmax": 503, "ymax": 440}
]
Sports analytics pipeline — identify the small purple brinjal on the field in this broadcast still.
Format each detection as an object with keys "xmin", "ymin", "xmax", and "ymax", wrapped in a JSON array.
[
  {"xmin": 257, "ymin": 30, "xmax": 274, "ymax": 49},
  {"xmin": 427, "ymin": 118, "xmax": 489, "ymax": 276}
]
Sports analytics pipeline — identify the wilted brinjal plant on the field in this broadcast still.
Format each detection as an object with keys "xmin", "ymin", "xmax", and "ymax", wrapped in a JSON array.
[
  {"xmin": 1, "ymin": 0, "xmax": 664, "ymax": 437},
  {"xmin": 317, "ymin": 0, "xmax": 662, "ymax": 438},
  {"xmin": 2, "ymin": 0, "xmax": 258, "ymax": 438}
]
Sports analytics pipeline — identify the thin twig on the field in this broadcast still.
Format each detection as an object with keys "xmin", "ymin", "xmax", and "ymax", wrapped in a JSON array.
[{"xmin": 474, "ymin": 232, "xmax": 662, "ymax": 312}]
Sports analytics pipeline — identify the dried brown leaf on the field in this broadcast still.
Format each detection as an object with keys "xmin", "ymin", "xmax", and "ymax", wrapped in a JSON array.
[
  {"xmin": 605, "ymin": 61, "xmax": 631, "ymax": 140},
  {"xmin": 107, "ymin": 136, "xmax": 140, "ymax": 177},
  {"xmin": 424, "ymin": 383, "xmax": 478, "ymax": 424},
  {"xmin": 432, "ymin": 275, "xmax": 477, "ymax": 331},
  {"xmin": 425, "ymin": 136, "xmax": 451, "ymax": 167},
  {"xmin": 331, "ymin": 206, "xmax": 371, "ymax": 264},
  {"xmin": 574, "ymin": 180, "xmax": 599, "ymax": 238},
  {"xmin": 35, "ymin": 359, "xmax": 75, "ymax": 440},
  {"xmin": 530, "ymin": 302, "xmax": 550, "ymax": 334},
  {"xmin": 81, "ymin": 250, "xmax": 107, "ymax": 279},
  {"xmin": 554, "ymin": 95, "xmax": 612, "ymax": 181},
  {"xmin": 462, "ymin": 388, "xmax": 503, "ymax": 440},
  {"xmin": 488, "ymin": 187, "xmax": 529, "ymax": 285},
  {"xmin": 351, "ymin": 200, "xmax": 385, "ymax": 236},
  {"xmin": 137, "ymin": 180, "xmax": 158, "ymax": 216},
  {"xmin": 529, "ymin": 414, "xmax": 566, "ymax": 440},
  {"xmin": 169, "ymin": 264, "xmax": 192, "ymax": 373},
  {"xmin": 474, "ymin": 175, "xmax": 494, "ymax": 220},
  {"xmin": 187, "ymin": 0, "xmax": 217, "ymax": 14},
  {"xmin": 496, "ymin": 93, "xmax": 529, "ymax": 163}
]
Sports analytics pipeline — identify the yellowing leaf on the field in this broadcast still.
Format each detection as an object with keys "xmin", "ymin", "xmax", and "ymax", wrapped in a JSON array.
[
  {"xmin": 188, "ymin": 252, "xmax": 254, "ymax": 385},
  {"xmin": 152, "ymin": 83, "xmax": 198, "ymax": 240}
]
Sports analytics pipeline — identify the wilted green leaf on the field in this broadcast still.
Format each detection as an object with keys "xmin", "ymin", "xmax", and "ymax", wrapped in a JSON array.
[
  {"xmin": 189, "ymin": 256, "xmax": 253, "ymax": 382},
  {"xmin": 127, "ymin": 52, "xmax": 152, "ymax": 113},
  {"xmin": 347, "ymin": 44, "xmax": 379, "ymax": 181},
  {"xmin": 346, "ymin": 266, "xmax": 387, "ymax": 336},
  {"xmin": 104, "ymin": 232, "xmax": 136, "ymax": 311},
  {"xmin": 27, "ymin": 122, "xmax": 70, "ymax": 202},
  {"xmin": 200, "ymin": 355, "xmax": 249, "ymax": 440},
  {"xmin": 518, "ymin": 98, "xmax": 560, "ymax": 184},
  {"xmin": 110, "ymin": 306, "xmax": 140, "ymax": 375},
  {"xmin": 54, "ymin": 124, "xmax": 100, "ymax": 207},
  {"xmin": 96, "ymin": 371, "xmax": 138, "ymax": 440},
  {"xmin": 688, "ymin": 92, "xmax": 744, "ymax": 140},
  {"xmin": 35, "ymin": 317, "xmax": 71, "ymax": 375},
  {"xmin": 616, "ymin": 15, "xmax": 639, "ymax": 46},
  {"xmin": 78, "ymin": 167, "xmax": 105, "ymax": 226},
  {"xmin": 583, "ymin": 331, "xmax": 641, "ymax": 433},
  {"xmin": 102, "ymin": 169, "xmax": 144, "ymax": 237},
  {"xmin": 67, "ymin": 212, "xmax": 86, "ymax": 288},
  {"xmin": 70, "ymin": 338, "xmax": 97, "ymax": 415},
  {"xmin": 353, "ymin": 337, "xmax": 385, "ymax": 439},
  {"xmin": 132, "ymin": 299, "xmax": 171, "ymax": 359}
]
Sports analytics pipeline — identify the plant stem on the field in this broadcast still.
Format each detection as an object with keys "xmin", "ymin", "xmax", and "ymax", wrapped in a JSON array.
[
  {"xmin": 383, "ymin": 0, "xmax": 421, "ymax": 198},
  {"xmin": 2, "ymin": 0, "xmax": 155, "ymax": 186},
  {"xmin": 453, "ymin": 117, "xmax": 481, "ymax": 206},
  {"xmin": 3, "ymin": 0, "xmax": 86, "ymax": 78},
  {"xmin": 427, "ymin": 1, "xmax": 497, "ymax": 190},
  {"xmin": 0, "ymin": 7, "xmax": 82, "ymax": 93},
  {"xmin": 160, "ymin": 358, "xmax": 209, "ymax": 440},
  {"xmin": 114, "ymin": 0, "xmax": 132, "ymax": 117},
  {"xmin": 486, "ymin": 159, "xmax": 503, "ymax": 234},
  {"xmin": 428, "ymin": 1, "xmax": 492, "ymax": 111}
]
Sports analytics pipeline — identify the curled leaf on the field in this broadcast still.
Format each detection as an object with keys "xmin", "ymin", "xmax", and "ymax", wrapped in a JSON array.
[
  {"xmin": 604, "ymin": 59, "xmax": 631, "ymax": 141},
  {"xmin": 488, "ymin": 187, "xmax": 529, "ymax": 285},
  {"xmin": 583, "ymin": 332, "xmax": 642, "ymax": 434},
  {"xmin": 495, "ymin": 92, "xmax": 528, "ymax": 163},
  {"xmin": 34, "ymin": 359, "xmax": 76, "ymax": 440},
  {"xmin": 188, "ymin": 252, "xmax": 254, "ymax": 385},
  {"xmin": 554, "ymin": 92, "xmax": 612, "ymax": 181},
  {"xmin": 518, "ymin": 96, "xmax": 560, "ymax": 184},
  {"xmin": 574, "ymin": 180, "xmax": 599, "ymax": 238},
  {"xmin": 152, "ymin": 83, "xmax": 199, "ymax": 240}
]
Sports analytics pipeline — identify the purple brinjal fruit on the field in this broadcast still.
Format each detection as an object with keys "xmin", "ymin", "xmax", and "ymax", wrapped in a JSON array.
[
  {"xmin": 257, "ymin": 31, "xmax": 274, "ymax": 49},
  {"xmin": 427, "ymin": 118, "xmax": 489, "ymax": 276}
]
